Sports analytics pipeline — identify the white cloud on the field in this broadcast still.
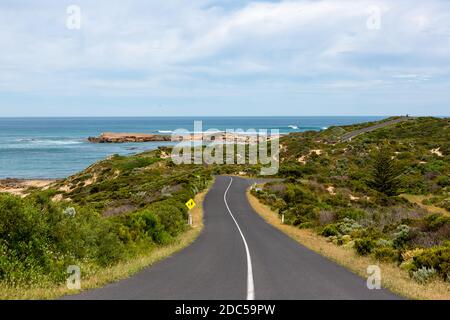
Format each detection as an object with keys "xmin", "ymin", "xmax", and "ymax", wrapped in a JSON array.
[{"xmin": 0, "ymin": 0, "xmax": 449, "ymax": 115}]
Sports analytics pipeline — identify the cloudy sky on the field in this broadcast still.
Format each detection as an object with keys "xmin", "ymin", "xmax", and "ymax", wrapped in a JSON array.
[{"xmin": 0, "ymin": 0, "xmax": 449, "ymax": 116}]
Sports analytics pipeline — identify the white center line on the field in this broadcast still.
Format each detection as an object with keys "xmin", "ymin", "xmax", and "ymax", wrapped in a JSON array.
[{"xmin": 223, "ymin": 177, "xmax": 255, "ymax": 300}]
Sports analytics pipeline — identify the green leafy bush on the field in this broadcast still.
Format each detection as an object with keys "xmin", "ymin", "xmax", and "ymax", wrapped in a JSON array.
[
  {"xmin": 393, "ymin": 224, "xmax": 411, "ymax": 248},
  {"xmin": 354, "ymin": 238, "xmax": 375, "ymax": 256},
  {"xmin": 412, "ymin": 245, "xmax": 450, "ymax": 281},
  {"xmin": 336, "ymin": 208, "xmax": 366, "ymax": 221},
  {"xmin": 373, "ymin": 247, "xmax": 398, "ymax": 262},
  {"xmin": 0, "ymin": 193, "xmax": 124, "ymax": 284},
  {"xmin": 411, "ymin": 267, "xmax": 437, "ymax": 284},
  {"xmin": 336, "ymin": 218, "xmax": 361, "ymax": 235},
  {"xmin": 424, "ymin": 214, "xmax": 450, "ymax": 231},
  {"xmin": 321, "ymin": 224, "xmax": 339, "ymax": 237}
]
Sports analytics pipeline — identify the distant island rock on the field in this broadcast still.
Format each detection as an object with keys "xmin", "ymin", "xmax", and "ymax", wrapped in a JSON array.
[
  {"xmin": 88, "ymin": 132, "xmax": 171, "ymax": 143},
  {"xmin": 88, "ymin": 131, "xmax": 282, "ymax": 143}
]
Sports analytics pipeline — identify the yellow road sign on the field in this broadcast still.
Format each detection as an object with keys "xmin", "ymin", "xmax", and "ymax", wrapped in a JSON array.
[{"xmin": 185, "ymin": 199, "xmax": 196, "ymax": 210}]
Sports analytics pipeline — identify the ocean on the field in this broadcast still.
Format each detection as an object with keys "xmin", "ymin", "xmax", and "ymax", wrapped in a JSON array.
[{"xmin": 0, "ymin": 116, "xmax": 385, "ymax": 179}]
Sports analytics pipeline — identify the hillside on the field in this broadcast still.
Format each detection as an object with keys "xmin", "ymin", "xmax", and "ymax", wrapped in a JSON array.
[
  {"xmin": 0, "ymin": 148, "xmax": 212, "ymax": 292},
  {"xmin": 254, "ymin": 116, "xmax": 450, "ymax": 285}
]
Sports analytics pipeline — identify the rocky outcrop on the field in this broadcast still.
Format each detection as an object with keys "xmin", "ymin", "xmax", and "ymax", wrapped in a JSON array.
[
  {"xmin": 88, "ymin": 131, "xmax": 282, "ymax": 143},
  {"xmin": 88, "ymin": 132, "xmax": 171, "ymax": 143}
]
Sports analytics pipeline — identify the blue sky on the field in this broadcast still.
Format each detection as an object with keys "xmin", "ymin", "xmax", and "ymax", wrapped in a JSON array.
[{"xmin": 0, "ymin": 0, "xmax": 449, "ymax": 116}]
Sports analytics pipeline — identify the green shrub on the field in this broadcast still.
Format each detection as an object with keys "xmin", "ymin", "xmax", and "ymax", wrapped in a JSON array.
[
  {"xmin": 424, "ymin": 214, "xmax": 450, "ymax": 231},
  {"xmin": 336, "ymin": 218, "xmax": 361, "ymax": 235},
  {"xmin": 373, "ymin": 247, "xmax": 398, "ymax": 262},
  {"xmin": 376, "ymin": 238, "xmax": 394, "ymax": 248},
  {"xmin": 393, "ymin": 224, "xmax": 411, "ymax": 248},
  {"xmin": 436, "ymin": 175, "xmax": 450, "ymax": 187},
  {"xmin": 412, "ymin": 245, "xmax": 450, "ymax": 281},
  {"xmin": 411, "ymin": 267, "xmax": 437, "ymax": 284},
  {"xmin": 298, "ymin": 222, "xmax": 315, "ymax": 229},
  {"xmin": 133, "ymin": 209, "xmax": 172, "ymax": 245},
  {"xmin": 321, "ymin": 224, "xmax": 339, "ymax": 237},
  {"xmin": 0, "ymin": 193, "xmax": 125, "ymax": 284},
  {"xmin": 354, "ymin": 238, "xmax": 375, "ymax": 256},
  {"xmin": 337, "ymin": 208, "xmax": 366, "ymax": 221},
  {"xmin": 336, "ymin": 234, "xmax": 352, "ymax": 246}
]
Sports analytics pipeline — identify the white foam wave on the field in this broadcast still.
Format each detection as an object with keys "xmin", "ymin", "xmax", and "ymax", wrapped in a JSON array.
[{"xmin": 17, "ymin": 138, "xmax": 82, "ymax": 145}]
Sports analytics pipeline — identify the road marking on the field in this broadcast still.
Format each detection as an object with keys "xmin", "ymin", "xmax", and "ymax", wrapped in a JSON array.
[{"xmin": 223, "ymin": 177, "xmax": 255, "ymax": 300}]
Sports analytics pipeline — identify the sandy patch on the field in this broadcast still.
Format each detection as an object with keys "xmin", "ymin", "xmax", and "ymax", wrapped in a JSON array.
[
  {"xmin": 326, "ymin": 185, "xmax": 336, "ymax": 195},
  {"xmin": 298, "ymin": 149, "xmax": 323, "ymax": 164},
  {"xmin": 52, "ymin": 194, "xmax": 64, "ymax": 202},
  {"xmin": 59, "ymin": 185, "xmax": 72, "ymax": 192},
  {"xmin": 0, "ymin": 179, "xmax": 55, "ymax": 197},
  {"xmin": 297, "ymin": 155, "xmax": 307, "ymax": 164},
  {"xmin": 431, "ymin": 148, "xmax": 443, "ymax": 157},
  {"xmin": 84, "ymin": 173, "xmax": 98, "ymax": 186},
  {"xmin": 160, "ymin": 151, "xmax": 171, "ymax": 159}
]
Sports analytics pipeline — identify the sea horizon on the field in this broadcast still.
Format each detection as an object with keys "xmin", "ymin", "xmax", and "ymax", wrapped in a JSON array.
[{"xmin": 1, "ymin": 115, "xmax": 449, "ymax": 118}]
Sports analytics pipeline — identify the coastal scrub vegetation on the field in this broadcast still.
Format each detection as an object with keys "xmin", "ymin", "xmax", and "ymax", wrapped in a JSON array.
[
  {"xmin": 253, "ymin": 116, "xmax": 450, "ymax": 286},
  {"xmin": 0, "ymin": 149, "xmax": 212, "ymax": 289}
]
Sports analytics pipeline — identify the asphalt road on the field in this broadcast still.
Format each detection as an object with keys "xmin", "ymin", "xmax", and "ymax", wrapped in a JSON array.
[
  {"xmin": 340, "ymin": 116, "xmax": 412, "ymax": 141},
  {"xmin": 64, "ymin": 176, "xmax": 399, "ymax": 300}
]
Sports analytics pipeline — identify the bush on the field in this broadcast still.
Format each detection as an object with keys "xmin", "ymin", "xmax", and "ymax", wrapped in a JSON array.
[
  {"xmin": 411, "ymin": 267, "xmax": 437, "ymax": 284},
  {"xmin": 412, "ymin": 245, "xmax": 450, "ymax": 281},
  {"xmin": 337, "ymin": 208, "xmax": 366, "ymax": 221},
  {"xmin": 354, "ymin": 238, "xmax": 375, "ymax": 256},
  {"xmin": 373, "ymin": 247, "xmax": 398, "ymax": 262},
  {"xmin": 131, "ymin": 209, "xmax": 172, "ymax": 245},
  {"xmin": 336, "ymin": 218, "xmax": 361, "ymax": 235},
  {"xmin": 436, "ymin": 175, "xmax": 450, "ymax": 187},
  {"xmin": 424, "ymin": 214, "xmax": 450, "ymax": 231},
  {"xmin": 393, "ymin": 224, "xmax": 411, "ymax": 248},
  {"xmin": 0, "ymin": 193, "xmax": 124, "ymax": 284},
  {"xmin": 376, "ymin": 238, "xmax": 394, "ymax": 248},
  {"xmin": 321, "ymin": 224, "xmax": 339, "ymax": 237}
]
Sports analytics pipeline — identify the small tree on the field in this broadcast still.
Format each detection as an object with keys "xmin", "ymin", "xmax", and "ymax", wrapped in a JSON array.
[{"xmin": 368, "ymin": 149, "xmax": 403, "ymax": 196}]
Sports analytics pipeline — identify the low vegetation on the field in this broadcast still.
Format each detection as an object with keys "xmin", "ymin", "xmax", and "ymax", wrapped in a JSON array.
[
  {"xmin": 252, "ymin": 117, "xmax": 450, "ymax": 291},
  {"xmin": 0, "ymin": 149, "xmax": 212, "ymax": 295}
]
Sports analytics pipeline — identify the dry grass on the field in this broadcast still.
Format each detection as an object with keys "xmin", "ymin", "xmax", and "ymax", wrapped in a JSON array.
[
  {"xmin": 0, "ymin": 181, "xmax": 211, "ymax": 300},
  {"xmin": 247, "ymin": 191, "xmax": 450, "ymax": 300},
  {"xmin": 401, "ymin": 194, "xmax": 449, "ymax": 216}
]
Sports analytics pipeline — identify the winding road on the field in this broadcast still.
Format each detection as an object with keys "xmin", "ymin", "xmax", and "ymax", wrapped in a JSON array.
[
  {"xmin": 340, "ymin": 116, "xmax": 412, "ymax": 142},
  {"xmin": 64, "ymin": 176, "xmax": 399, "ymax": 300}
]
